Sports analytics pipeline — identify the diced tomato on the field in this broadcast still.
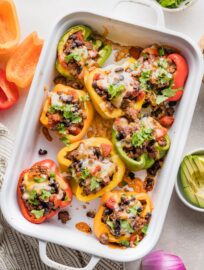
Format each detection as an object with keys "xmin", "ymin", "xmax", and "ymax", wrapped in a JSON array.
[
  {"xmin": 159, "ymin": 116, "xmax": 174, "ymax": 128},
  {"xmin": 92, "ymin": 165, "xmax": 101, "ymax": 175},
  {"xmin": 154, "ymin": 127, "xmax": 167, "ymax": 140},
  {"xmin": 0, "ymin": 69, "xmax": 19, "ymax": 110},
  {"xmin": 101, "ymin": 143, "xmax": 112, "ymax": 157},
  {"xmin": 106, "ymin": 197, "xmax": 116, "ymax": 209},
  {"xmin": 68, "ymin": 126, "xmax": 81, "ymax": 135},
  {"xmin": 93, "ymin": 73, "xmax": 100, "ymax": 81},
  {"xmin": 137, "ymin": 90, "xmax": 145, "ymax": 101}
]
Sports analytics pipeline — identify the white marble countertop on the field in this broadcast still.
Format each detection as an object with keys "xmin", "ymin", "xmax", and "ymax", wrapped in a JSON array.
[{"xmin": 1, "ymin": 0, "xmax": 204, "ymax": 269}]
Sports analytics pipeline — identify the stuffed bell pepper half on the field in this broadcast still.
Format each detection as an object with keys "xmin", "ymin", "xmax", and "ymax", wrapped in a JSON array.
[
  {"xmin": 56, "ymin": 25, "xmax": 112, "ymax": 81},
  {"xmin": 94, "ymin": 190, "xmax": 152, "ymax": 248},
  {"xmin": 57, "ymin": 137, "xmax": 125, "ymax": 202},
  {"xmin": 132, "ymin": 45, "xmax": 188, "ymax": 127},
  {"xmin": 17, "ymin": 159, "xmax": 72, "ymax": 224},
  {"xmin": 112, "ymin": 116, "xmax": 170, "ymax": 171},
  {"xmin": 40, "ymin": 84, "xmax": 94, "ymax": 145},
  {"xmin": 85, "ymin": 58, "xmax": 146, "ymax": 119}
]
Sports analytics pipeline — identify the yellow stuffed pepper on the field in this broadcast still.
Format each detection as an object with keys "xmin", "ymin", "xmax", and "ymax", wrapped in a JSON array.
[
  {"xmin": 40, "ymin": 84, "xmax": 94, "ymax": 145},
  {"xmin": 57, "ymin": 137, "xmax": 125, "ymax": 202},
  {"xmin": 94, "ymin": 190, "xmax": 153, "ymax": 248},
  {"xmin": 84, "ymin": 58, "xmax": 145, "ymax": 120}
]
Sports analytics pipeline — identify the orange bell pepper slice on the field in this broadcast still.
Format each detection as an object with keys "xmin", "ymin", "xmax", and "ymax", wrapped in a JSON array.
[
  {"xmin": 0, "ymin": 0, "xmax": 20, "ymax": 55},
  {"xmin": 6, "ymin": 32, "xmax": 43, "ymax": 88}
]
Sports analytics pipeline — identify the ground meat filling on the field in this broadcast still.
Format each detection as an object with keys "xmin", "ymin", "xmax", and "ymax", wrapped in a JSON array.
[
  {"xmin": 114, "ymin": 117, "xmax": 167, "ymax": 161},
  {"xmin": 61, "ymin": 31, "xmax": 100, "ymax": 77},
  {"xmin": 101, "ymin": 194, "xmax": 150, "ymax": 247},
  {"xmin": 46, "ymin": 90, "xmax": 87, "ymax": 137},
  {"xmin": 92, "ymin": 64, "xmax": 141, "ymax": 113},
  {"xmin": 66, "ymin": 142, "xmax": 116, "ymax": 196},
  {"xmin": 20, "ymin": 165, "xmax": 68, "ymax": 219}
]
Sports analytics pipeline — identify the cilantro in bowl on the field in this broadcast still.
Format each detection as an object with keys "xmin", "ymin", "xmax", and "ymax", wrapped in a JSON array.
[{"xmin": 156, "ymin": 0, "xmax": 185, "ymax": 8}]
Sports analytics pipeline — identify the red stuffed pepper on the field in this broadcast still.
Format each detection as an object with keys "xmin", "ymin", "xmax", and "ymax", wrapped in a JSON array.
[
  {"xmin": 167, "ymin": 53, "xmax": 188, "ymax": 102},
  {"xmin": 17, "ymin": 159, "xmax": 72, "ymax": 224}
]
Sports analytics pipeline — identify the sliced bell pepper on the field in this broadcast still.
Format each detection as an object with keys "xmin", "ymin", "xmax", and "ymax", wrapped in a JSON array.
[
  {"xmin": 57, "ymin": 137, "xmax": 125, "ymax": 202},
  {"xmin": 167, "ymin": 53, "xmax": 188, "ymax": 102},
  {"xmin": 0, "ymin": 68, "xmax": 19, "ymax": 110},
  {"xmin": 85, "ymin": 58, "xmax": 145, "ymax": 119},
  {"xmin": 40, "ymin": 84, "xmax": 94, "ymax": 144},
  {"xmin": 0, "ymin": 0, "xmax": 20, "ymax": 54},
  {"xmin": 6, "ymin": 32, "xmax": 43, "ymax": 88},
  {"xmin": 94, "ymin": 190, "xmax": 152, "ymax": 247},
  {"xmin": 112, "ymin": 117, "xmax": 170, "ymax": 171},
  {"xmin": 56, "ymin": 25, "xmax": 112, "ymax": 80},
  {"xmin": 17, "ymin": 159, "xmax": 72, "ymax": 224}
]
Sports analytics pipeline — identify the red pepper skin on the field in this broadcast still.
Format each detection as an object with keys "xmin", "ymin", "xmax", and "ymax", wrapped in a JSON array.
[
  {"xmin": 17, "ymin": 159, "xmax": 72, "ymax": 224},
  {"xmin": 167, "ymin": 54, "xmax": 188, "ymax": 102},
  {"xmin": 159, "ymin": 116, "xmax": 174, "ymax": 128},
  {"xmin": 0, "ymin": 69, "xmax": 19, "ymax": 110}
]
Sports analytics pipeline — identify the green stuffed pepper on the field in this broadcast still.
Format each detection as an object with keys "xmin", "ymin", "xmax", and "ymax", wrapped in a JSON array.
[
  {"xmin": 56, "ymin": 25, "xmax": 112, "ymax": 81},
  {"xmin": 112, "ymin": 116, "xmax": 170, "ymax": 171}
]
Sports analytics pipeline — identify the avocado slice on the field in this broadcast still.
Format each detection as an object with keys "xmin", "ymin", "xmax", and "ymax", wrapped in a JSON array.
[{"xmin": 180, "ymin": 154, "xmax": 204, "ymax": 208}]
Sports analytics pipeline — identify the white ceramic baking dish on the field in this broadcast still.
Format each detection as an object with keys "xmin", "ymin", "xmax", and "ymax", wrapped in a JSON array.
[{"xmin": 1, "ymin": 0, "xmax": 203, "ymax": 269}]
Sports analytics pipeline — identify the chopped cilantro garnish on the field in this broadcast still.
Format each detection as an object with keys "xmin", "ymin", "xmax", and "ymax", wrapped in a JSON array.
[
  {"xmin": 139, "ymin": 69, "xmax": 152, "ymax": 89},
  {"xmin": 81, "ymin": 167, "xmax": 90, "ymax": 179},
  {"xmin": 106, "ymin": 220, "xmax": 115, "ymax": 231},
  {"xmin": 79, "ymin": 93, "xmax": 90, "ymax": 102},
  {"xmin": 120, "ymin": 220, "xmax": 134, "ymax": 233},
  {"xmin": 34, "ymin": 177, "xmax": 47, "ymax": 183},
  {"xmin": 90, "ymin": 177, "xmax": 100, "ymax": 191},
  {"xmin": 107, "ymin": 84, "xmax": 125, "ymax": 100},
  {"xmin": 118, "ymin": 240, "xmax": 130, "ymax": 247},
  {"xmin": 40, "ymin": 189, "xmax": 51, "ymax": 201},
  {"xmin": 65, "ymin": 53, "xmax": 81, "ymax": 63},
  {"xmin": 159, "ymin": 47, "xmax": 165, "ymax": 56},
  {"xmin": 128, "ymin": 206, "xmax": 138, "ymax": 216},
  {"xmin": 31, "ymin": 209, "xmax": 45, "ymax": 219},
  {"xmin": 132, "ymin": 127, "xmax": 153, "ymax": 148},
  {"xmin": 49, "ymin": 172, "xmax": 56, "ymax": 178},
  {"xmin": 142, "ymin": 224, "xmax": 149, "ymax": 235},
  {"xmin": 60, "ymin": 137, "xmax": 70, "ymax": 146},
  {"xmin": 28, "ymin": 190, "xmax": 39, "ymax": 206},
  {"xmin": 64, "ymin": 194, "xmax": 71, "ymax": 201},
  {"xmin": 56, "ymin": 123, "xmax": 66, "ymax": 135}
]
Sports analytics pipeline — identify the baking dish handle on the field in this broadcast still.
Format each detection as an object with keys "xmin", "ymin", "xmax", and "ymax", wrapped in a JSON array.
[
  {"xmin": 39, "ymin": 240, "xmax": 100, "ymax": 270},
  {"xmin": 111, "ymin": 0, "xmax": 165, "ymax": 27}
]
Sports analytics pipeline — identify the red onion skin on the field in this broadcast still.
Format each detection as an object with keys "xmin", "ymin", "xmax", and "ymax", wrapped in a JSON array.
[{"xmin": 141, "ymin": 250, "xmax": 187, "ymax": 270}]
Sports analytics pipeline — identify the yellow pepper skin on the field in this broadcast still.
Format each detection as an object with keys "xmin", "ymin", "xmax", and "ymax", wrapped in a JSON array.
[
  {"xmin": 57, "ymin": 137, "xmax": 125, "ymax": 202},
  {"xmin": 40, "ymin": 84, "xmax": 94, "ymax": 143},
  {"xmin": 84, "ymin": 58, "xmax": 145, "ymax": 120},
  {"xmin": 94, "ymin": 190, "xmax": 153, "ymax": 245}
]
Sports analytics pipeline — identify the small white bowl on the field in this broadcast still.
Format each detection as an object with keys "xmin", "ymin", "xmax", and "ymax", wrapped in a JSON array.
[
  {"xmin": 175, "ymin": 148, "xmax": 204, "ymax": 212},
  {"xmin": 153, "ymin": 0, "xmax": 198, "ymax": 12}
]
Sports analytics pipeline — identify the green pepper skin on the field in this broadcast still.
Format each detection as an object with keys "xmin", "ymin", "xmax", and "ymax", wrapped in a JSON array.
[
  {"xmin": 112, "ymin": 129, "xmax": 170, "ymax": 171},
  {"xmin": 97, "ymin": 44, "xmax": 112, "ymax": 66},
  {"xmin": 56, "ymin": 25, "xmax": 112, "ymax": 79}
]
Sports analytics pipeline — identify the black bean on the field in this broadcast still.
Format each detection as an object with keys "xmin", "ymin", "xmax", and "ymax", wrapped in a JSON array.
[
  {"xmin": 92, "ymin": 81, "xmax": 98, "ymax": 89},
  {"xmin": 104, "ymin": 208, "xmax": 113, "ymax": 215},
  {"xmin": 86, "ymin": 211, "xmax": 96, "ymax": 218},
  {"xmin": 169, "ymin": 101, "xmax": 177, "ymax": 107},
  {"xmin": 38, "ymin": 149, "xmax": 48, "ymax": 155},
  {"xmin": 128, "ymin": 171, "xmax": 135, "ymax": 179},
  {"xmin": 116, "ymin": 132, "xmax": 124, "ymax": 141},
  {"xmin": 70, "ymin": 34, "xmax": 77, "ymax": 40},
  {"xmin": 115, "ymin": 67, "xmax": 124, "ymax": 73}
]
